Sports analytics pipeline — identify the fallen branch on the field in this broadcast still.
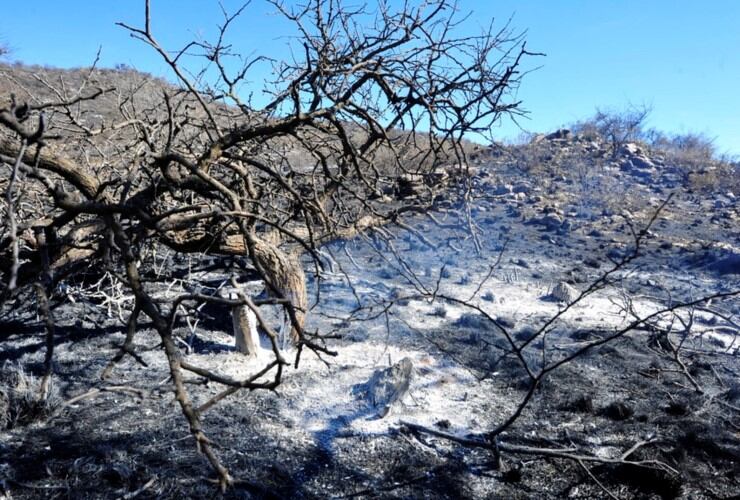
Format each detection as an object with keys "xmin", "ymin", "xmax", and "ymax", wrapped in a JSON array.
[
  {"xmin": 400, "ymin": 421, "xmax": 678, "ymax": 475},
  {"xmin": 62, "ymin": 385, "xmax": 148, "ymax": 407}
]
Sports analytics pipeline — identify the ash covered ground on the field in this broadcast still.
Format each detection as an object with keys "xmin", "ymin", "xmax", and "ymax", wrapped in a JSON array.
[{"xmin": 2, "ymin": 132, "xmax": 739, "ymax": 499}]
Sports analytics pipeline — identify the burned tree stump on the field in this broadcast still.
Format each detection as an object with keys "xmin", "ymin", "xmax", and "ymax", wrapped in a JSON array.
[{"xmin": 231, "ymin": 303, "xmax": 260, "ymax": 359}]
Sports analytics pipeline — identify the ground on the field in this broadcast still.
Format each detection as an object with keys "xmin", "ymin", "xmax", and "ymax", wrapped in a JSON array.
[{"xmin": 1, "ymin": 139, "xmax": 739, "ymax": 499}]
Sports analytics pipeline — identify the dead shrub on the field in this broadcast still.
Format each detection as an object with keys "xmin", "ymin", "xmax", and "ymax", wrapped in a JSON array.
[{"xmin": 576, "ymin": 104, "xmax": 651, "ymax": 157}]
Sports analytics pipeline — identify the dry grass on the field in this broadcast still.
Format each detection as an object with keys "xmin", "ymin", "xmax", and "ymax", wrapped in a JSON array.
[{"xmin": 0, "ymin": 362, "xmax": 60, "ymax": 429}]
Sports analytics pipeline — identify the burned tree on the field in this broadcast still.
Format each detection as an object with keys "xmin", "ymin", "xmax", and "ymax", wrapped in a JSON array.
[{"xmin": 0, "ymin": 0, "xmax": 533, "ymax": 488}]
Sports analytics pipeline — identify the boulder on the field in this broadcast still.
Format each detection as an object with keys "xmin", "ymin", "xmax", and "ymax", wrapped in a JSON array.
[
  {"xmin": 619, "ymin": 143, "xmax": 642, "ymax": 156},
  {"xmin": 550, "ymin": 282, "xmax": 579, "ymax": 303},
  {"xmin": 357, "ymin": 358, "xmax": 413, "ymax": 418},
  {"xmin": 630, "ymin": 155, "xmax": 655, "ymax": 170},
  {"xmin": 546, "ymin": 129, "xmax": 572, "ymax": 141},
  {"xmin": 531, "ymin": 213, "xmax": 563, "ymax": 231}
]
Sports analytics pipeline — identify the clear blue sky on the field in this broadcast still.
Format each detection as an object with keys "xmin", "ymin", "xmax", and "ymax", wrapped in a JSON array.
[{"xmin": 1, "ymin": 1, "xmax": 738, "ymax": 156}]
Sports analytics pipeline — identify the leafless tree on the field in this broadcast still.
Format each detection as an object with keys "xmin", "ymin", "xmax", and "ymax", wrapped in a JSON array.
[
  {"xmin": 0, "ymin": 0, "xmax": 535, "ymax": 488},
  {"xmin": 579, "ymin": 103, "xmax": 652, "ymax": 157}
]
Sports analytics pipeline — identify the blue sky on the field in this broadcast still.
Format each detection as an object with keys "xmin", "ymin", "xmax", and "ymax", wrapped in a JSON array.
[{"xmin": 1, "ymin": 1, "xmax": 738, "ymax": 155}]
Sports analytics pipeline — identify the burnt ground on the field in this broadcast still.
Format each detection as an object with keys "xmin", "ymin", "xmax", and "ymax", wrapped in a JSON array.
[{"xmin": 1, "ymin": 138, "xmax": 739, "ymax": 499}]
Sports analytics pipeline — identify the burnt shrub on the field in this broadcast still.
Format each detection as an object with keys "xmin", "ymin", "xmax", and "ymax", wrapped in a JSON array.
[{"xmin": 601, "ymin": 400, "xmax": 634, "ymax": 421}]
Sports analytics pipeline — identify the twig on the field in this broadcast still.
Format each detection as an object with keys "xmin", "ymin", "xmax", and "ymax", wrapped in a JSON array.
[
  {"xmin": 577, "ymin": 459, "xmax": 620, "ymax": 500},
  {"xmin": 118, "ymin": 477, "xmax": 156, "ymax": 500}
]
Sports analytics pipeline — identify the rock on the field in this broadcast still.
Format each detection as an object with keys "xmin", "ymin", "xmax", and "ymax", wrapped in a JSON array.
[
  {"xmin": 531, "ymin": 133, "xmax": 546, "ymax": 144},
  {"xmin": 397, "ymin": 174, "xmax": 424, "ymax": 198},
  {"xmin": 359, "ymin": 358, "xmax": 413, "ymax": 418},
  {"xmin": 546, "ymin": 129, "xmax": 572, "ymax": 141},
  {"xmin": 557, "ymin": 220, "xmax": 572, "ymax": 235},
  {"xmin": 630, "ymin": 155, "xmax": 655, "ymax": 170},
  {"xmin": 491, "ymin": 184, "xmax": 513, "ymax": 196},
  {"xmin": 583, "ymin": 257, "xmax": 601, "ymax": 269},
  {"xmin": 540, "ymin": 214, "xmax": 563, "ymax": 231},
  {"xmin": 619, "ymin": 142, "xmax": 642, "ymax": 156},
  {"xmin": 425, "ymin": 167, "xmax": 451, "ymax": 186},
  {"xmin": 514, "ymin": 258, "xmax": 530, "ymax": 268},
  {"xmin": 528, "ymin": 211, "xmax": 564, "ymax": 231},
  {"xmin": 630, "ymin": 167, "xmax": 655, "ymax": 180},
  {"xmin": 550, "ymin": 282, "xmax": 579, "ymax": 303}
]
